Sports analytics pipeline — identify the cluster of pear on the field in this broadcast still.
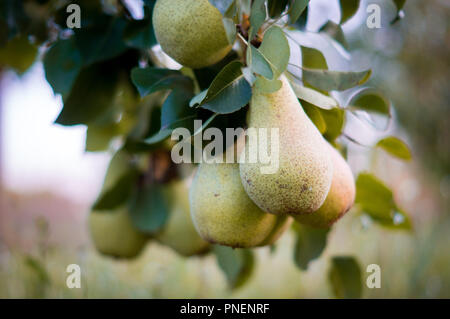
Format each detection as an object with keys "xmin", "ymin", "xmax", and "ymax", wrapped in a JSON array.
[
  {"xmin": 89, "ymin": 0, "xmax": 356, "ymax": 258},
  {"xmin": 89, "ymin": 152, "xmax": 210, "ymax": 259},
  {"xmin": 190, "ymin": 76, "xmax": 356, "ymax": 248}
]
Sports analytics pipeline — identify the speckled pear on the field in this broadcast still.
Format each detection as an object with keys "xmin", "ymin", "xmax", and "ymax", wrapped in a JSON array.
[
  {"xmin": 295, "ymin": 144, "xmax": 355, "ymax": 228},
  {"xmin": 239, "ymin": 75, "xmax": 333, "ymax": 215},
  {"xmin": 153, "ymin": 0, "xmax": 233, "ymax": 68},
  {"xmin": 89, "ymin": 208, "xmax": 147, "ymax": 259},
  {"xmin": 155, "ymin": 180, "xmax": 210, "ymax": 256},
  {"xmin": 190, "ymin": 162, "xmax": 279, "ymax": 248}
]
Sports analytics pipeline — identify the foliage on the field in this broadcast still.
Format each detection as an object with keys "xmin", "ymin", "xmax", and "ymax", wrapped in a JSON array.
[{"xmin": 0, "ymin": 0, "xmax": 412, "ymax": 295}]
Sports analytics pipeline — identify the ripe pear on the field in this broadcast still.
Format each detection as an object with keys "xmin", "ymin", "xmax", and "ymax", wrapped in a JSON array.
[
  {"xmin": 89, "ymin": 208, "xmax": 147, "ymax": 259},
  {"xmin": 190, "ymin": 162, "xmax": 279, "ymax": 248},
  {"xmin": 258, "ymin": 215, "xmax": 293, "ymax": 246},
  {"xmin": 239, "ymin": 75, "xmax": 333, "ymax": 215},
  {"xmin": 295, "ymin": 144, "xmax": 355, "ymax": 228},
  {"xmin": 153, "ymin": 0, "xmax": 233, "ymax": 68},
  {"xmin": 155, "ymin": 180, "xmax": 210, "ymax": 256}
]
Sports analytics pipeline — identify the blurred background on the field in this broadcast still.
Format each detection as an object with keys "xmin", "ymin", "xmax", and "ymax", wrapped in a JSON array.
[{"xmin": 0, "ymin": 0, "xmax": 449, "ymax": 298}]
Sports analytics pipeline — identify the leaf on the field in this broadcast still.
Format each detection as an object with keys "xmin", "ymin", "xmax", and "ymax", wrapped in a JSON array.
[
  {"xmin": 208, "ymin": 0, "xmax": 235, "ymax": 16},
  {"xmin": 320, "ymin": 106, "xmax": 345, "ymax": 142},
  {"xmin": 197, "ymin": 61, "xmax": 252, "ymax": 114},
  {"xmin": 293, "ymin": 5, "xmax": 308, "ymax": 29},
  {"xmin": 319, "ymin": 20, "xmax": 348, "ymax": 49},
  {"xmin": 249, "ymin": 0, "xmax": 266, "ymax": 40},
  {"xmin": 222, "ymin": 17, "xmax": 236, "ymax": 45},
  {"xmin": 190, "ymin": 90, "xmax": 208, "ymax": 107},
  {"xmin": 123, "ymin": 12, "xmax": 156, "ymax": 49},
  {"xmin": 161, "ymin": 87, "xmax": 196, "ymax": 128},
  {"xmin": 267, "ymin": 0, "xmax": 288, "ymax": 18},
  {"xmin": 301, "ymin": 46, "xmax": 328, "ymax": 70},
  {"xmin": 293, "ymin": 224, "xmax": 329, "ymax": 270},
  {"xmin": 44, "ymin": 38, "xmax": 82, "ymax": 98},
  {"xmin": 376, "ymin": 136, "xmax": 412, "ymax": 160},
  {"xmin": 288, "ymin": 0, "xmax": 309, "ymax": 25},
  {"xmin": 128, "ymin": 183, "xmax": 170, "ymax": 234},
  {"xmin": 214, "ymin": 246, "xmax": 255, "ymax": 289},
  {"xmin": 131, "ymin": 67, "xmax": 190, "ymax": 97},
  {"xmin": 303, "ymin": 68, "xmax": 371, "ymax": 92},
  {"xmin": 301, "ymin": 101, "xmax": 327, "ymax": 134},
  {"xmin": 248, "ymin": 44, "xmax": 273, "ymax": 80},
  {"xmin": 338, "ymin": 0, "xmax": 360, "ymax": 24},
  {"xmin": 290, "ymin": 80, "xmax": 338, "ymax": 109},
  {"xmin": 85, "ymin": 124, "xmax": 119, "ymax": 152},
  {"xmin": 0, "ymin": 35, "xmax": 37, "ymax": 73},
  {"xmin": 258, "ymin": 25, "xmax": 290, "ymax": 78},
  {"xmin": 329, "ymin": 256, "xmax": 362, "ymax": 298},
  {"xmin": 254, "ymin": 76, "xmax": 282, "ymax": 94},
  {"xmin": 355, "ymin": 173, "xmax": 411, "ymax": 229},
  {"xmin": 347, "ymin": 88, "xmax": 390, "ymax": 116},
  {"xmin": 93, "ymin": 169, "xmax": 139, "ymax": 210},
  {"xmin": 55, "ymin": 60, "xmax": 120, "ymax": 126},
  {"xmin": 74, "ymin": 16, "xmax": 128, "ymax": 65}
]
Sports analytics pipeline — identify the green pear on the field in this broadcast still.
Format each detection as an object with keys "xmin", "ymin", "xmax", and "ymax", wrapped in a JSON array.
[
  {"xmin": 155, "ymin": 180, "xmax": 210, "ymax": 256},
  {"xmin": 190, "ymin": 162, "xmax": 279, "ymax": 248},
  {"xmin": 89, "ymin": 208, "xmax": 147, "ymax": 259},
  {"xmin": 239, "ymin": 75, "xmax": 333, "ymax": 215},
  {"xmin": 295, "ymin": 144, "xmax": 355, "ymax": 228},
  {"xmin": 153, "ymin": 0, "xmax": 233, "ymax": 68},
  {"xmin": 258, "ymin": 215, "xmax": 293, "ymax": 246}
]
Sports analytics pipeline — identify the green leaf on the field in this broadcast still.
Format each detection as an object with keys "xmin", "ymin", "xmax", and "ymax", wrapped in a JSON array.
[
  {"xmin": 339, "ymin": 0, "xmax": 360, "ymax": 24},
  {"xmin": 320, "ymin": 106, "xmax": 345, "ymax": 142},
  {"xmin": 0, "ymin": 35, "xmax": 37, "ymax": 73},
  {"xmin": 288, "ymin": 0, "xmax": 309, "ymax": 25},
  {"xmin": 267, "ymin": 0, "xmax": 288, "ymax": 18},
  {"xmin": 293, "ymin": 5, "xmax": 308, "ymax": 30},
  {"xmin": 222, "ymin": 17, "xmax": 236, "ymax": 45},
  {"xmin": 161, "ymin": 87, "xmax": 196, "ymax": 128},
  {"xmin": 85, "ymin": 124, "xmax": 119, "ymax": 152},
  {"xmin": 44, "ymin": 38, "xmax": 82, "ymax": 98},
  {"xmin": 123, "ymin": 14, "xmax": 156, "ymax": 49},
  {"xmin": 301, "ymin": 46, "xmax": 328, "ymax": 70},
  {"xmin": 74, "ymin": 16, "xmax": 128, "ymax": 65},
  {"xmin": 208, "ymin": 0, "xmax": 235, "ymax": 16},
  {"xmin": 254, "ymin": 76, "xmax": 282, "ymax": 94},
  {"xmin": 355, "ymin": 173, "xmax": 411, "ymax": 229},
  {"xmin": 347, "ymin": 88, "xmax": 390, "ymax": 116},
  {"xmin": 293, "ymin": 224, "xmax": 329, "ymax": 270},
  {"xmin": 319, "ymin": 20, "xmax": 348, "ymax": 49},
  {"xmin": 130, "ymin": 67, "xmax": 189, "ymax": 97},
  {"xmin": 290, "ymin": 80, "xmax": 338, "ymax": 109},
  {"xmin": 249, "ymin": 0, "xmax": 266, "ymax": 40},
  {"xmin": 258, "ymin": 26, "xmax": 290, "ymax": 77},
  {"xmin": 301, "ymin": 101, "xmax": 327, "ymax": 134},
  {"xmin": 329, "ymin": 256, "xmax": 362, "ymax": 298},
  {"xmin": 248, "ymin": 44, "xmax": 274, "ymax": 80},
  {"xmin": 214, "ymin": 246, "xmax": 255, "ymax": 289},
  {"xmin": 128, "ymin": 183, "xmax": 170, "ymax": 234},
  {"xmin": 303, "ymin": 68, "xmax": 371, "ymax": 92},
  {"xmin": 376, "ymin": 136, "xmax": 412, "ymax": 161},
  {"xmin": 197, "ymin": 61, "xmax": 252, "ymax": 114},
  {"xmin": 93, "ymin": 169, "xmax": 139, "ymax": 210},
  {"xmin": 55, "ymin": 61, "xmax": 120, "ymax": 126}
]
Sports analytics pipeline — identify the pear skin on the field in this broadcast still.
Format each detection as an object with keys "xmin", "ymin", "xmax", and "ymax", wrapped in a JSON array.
[
  {"xmin": 258, "ymin": 215, "xmax": 293, "ymax": 246},
  {"xmin": 89, "ymin": 208, "xmax": 147, "ymax": 259},
  {"xmin": 153, "ymin": 0, "xmax": 233, "ymax": 68},
  {"xmin": 190, "ymin": 162, "xmax": 278, "ymax": 248},
  {"xmin": 239, "ymin": 75, "xmax": 333, "ymax": 215},
  {"xmin": 155, "ymin": 181, "xmax": 210, "ymax": 256},
  {"xmin": 295, "ymin": 144, "xmax": 355, "ymax": 228}
]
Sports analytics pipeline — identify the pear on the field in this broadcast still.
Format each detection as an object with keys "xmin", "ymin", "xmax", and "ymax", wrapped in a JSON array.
[
  {"xmin": 89, "ymin": 208, "xmax": 147, "ymax": 259},
  {"xmin": 155, "ymin": 180, "xmax": 210, "ymax": 256},
  {"xmin": 295, "ymin": 144, "xmax": 355, "ymax": 228},
  {"xmin": 258, "ymin": 215, "xmax": 293, "ymax": 246},
  {"xmin": 153, "ymin": 0, "xmax": 233, "ymax": 68},
  {"xmin": 239, "ymin": 75, "xmax": 333, "ymax": 215},
  {"xmin": 190, "ymin": 162, "xmax": 279, "ymax": 248}
]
